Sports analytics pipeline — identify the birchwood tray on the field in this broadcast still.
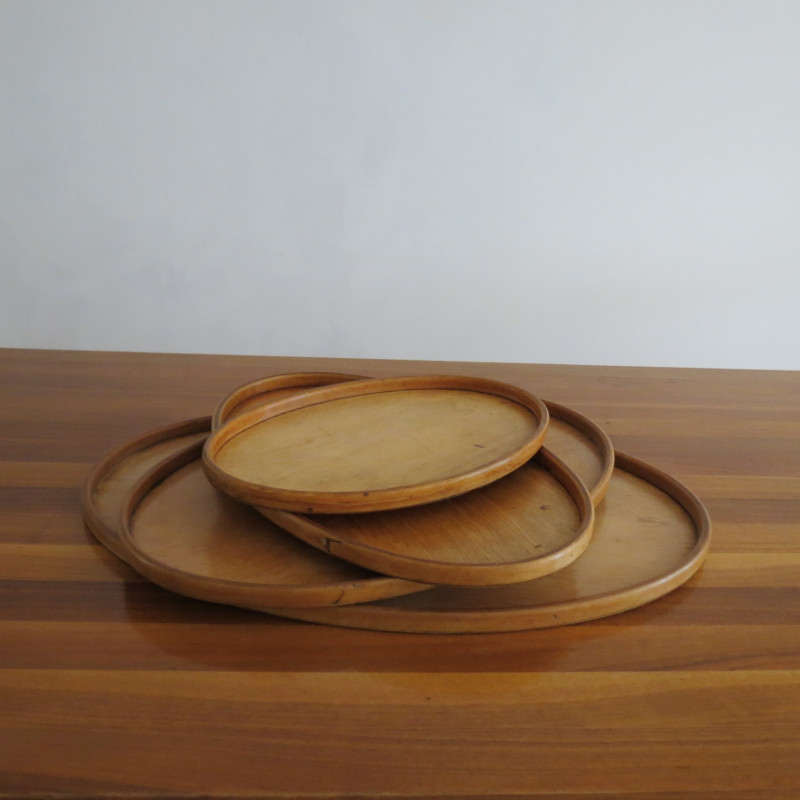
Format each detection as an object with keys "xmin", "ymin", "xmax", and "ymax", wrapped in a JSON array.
[
  {"xmin": 82, "ymin": 420, "xmax": 429, "ymax": 607},
  {"xmin": 261, "ymin": 452, "xmax": 712, "ymax": 633},
  {"xmin": 203, "ymin": 375, "xmax": 550, "ymax": 514},
  {"xmin": 212, "ymin": 374, "xmax": 614, "ymax": 505}
]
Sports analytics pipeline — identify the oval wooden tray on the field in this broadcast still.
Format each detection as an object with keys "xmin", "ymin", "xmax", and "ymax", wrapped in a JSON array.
[
  {"xmin": 260, "ymin": 452, "xmax": 712, "ymax": 633},
  {"xmin": 261, "ymin": 446, "xmax": 595, "ymax": 586},
  {"xmin": 82, "ymin": 421, "xmax": 429, "ymax": 607},
  {"xmin": 203, "ymin": 375, "xmax": 550, "ymax": 514},
  {"xmin": 82, "ymin": 417, "xmax": 211, "ymax": 563},
  {"xmin": 213, "ymin": 373, "xmax": 614, "ymax": 505}
]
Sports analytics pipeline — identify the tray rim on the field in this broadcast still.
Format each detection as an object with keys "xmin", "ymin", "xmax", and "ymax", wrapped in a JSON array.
[
  {"xmin": 203, "ymin": 374, "xmax": 550, "ymax": 514},
  {"xmin": 117, "ymin": 439, "xmax": 431, "ymax": 608},
  {"xmin": 81, "ymin": 416, "xmax": 211, "ymax": 564},
  {"xmin": 259, "ymin": 451, "xmax": 712, "ymax": 633},
  {"xmin": 211, "ymin": 371, "xmax": 365, "ymax": 431},
  {"xmin": 260, "ymin": 445, "xmax": 595, "ymax": 587},
  {"xmin": 81, "ymin": 418, "xmax": 431, "ymax": 607},
  {"xmin": 213, "ymin": 372, "xmax": 615, "ymax": 506}
]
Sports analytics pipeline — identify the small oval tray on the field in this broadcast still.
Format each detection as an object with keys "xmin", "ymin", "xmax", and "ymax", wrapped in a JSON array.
[
  {"xmin": 214, "ymin": 374, "xmax": 614, "ymax": 505},
  {"xmin": 203, "ymin": 375, "xmax": 550, "ymax": 514},
  {"xmin": 261, "ymin": 446, "xmax": 595, "ymax": 586},
  {"xmin": 82, "ymin": 420, "xmax": 429, "ymax": 607},
  {"xmin": 261, "ymin": 452, "xmax": 712, "ymax": 633}
]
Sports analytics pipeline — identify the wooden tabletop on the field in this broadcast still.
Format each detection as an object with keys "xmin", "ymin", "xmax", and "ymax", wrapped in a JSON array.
[{"xmin": 2, "ymin": 348, "xmax": 799, "ymax": 798}]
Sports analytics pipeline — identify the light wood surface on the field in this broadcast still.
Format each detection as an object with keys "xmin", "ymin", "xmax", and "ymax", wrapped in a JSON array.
[
  {"xmin": 203, "ymin": 374, "xmax": 549, "ymax": 512},
  {"xmin": 214, "ymin": 375, "xmax": 615, "ymax": 502},
  {"xmin": 2, "ymin": 348, "xmax": 799, "ymax": 798}
]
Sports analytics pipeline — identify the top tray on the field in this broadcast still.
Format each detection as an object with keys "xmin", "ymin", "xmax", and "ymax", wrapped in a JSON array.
[{"xmin": 203, "ymin": 375, "xmax": 549, "ymax": 513}]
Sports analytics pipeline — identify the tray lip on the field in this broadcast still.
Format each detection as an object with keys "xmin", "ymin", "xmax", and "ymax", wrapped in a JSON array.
[
  {"xmin": 115, "ymin": 439, "xmax": 432, "ymax": 609},
  {"xmin": 260, "ymin": 450, "xmax": 712, "ymax": 633},
  {"xmin": 211, "ymin": 371, "xmax": 366, "ymax": 431},
  {"xmin": 81, "ymin": 416, "xmax": 212, "ymax": 564},
  {"xmin": 543, "ymin": 399, "xmax": 614, "ymax": 505},
  {"xmin": 214, "ymin": 372, "xmax": 615, "ymax": 506},
  {"xmin": 260, "ymin": 445, "xmax": 595, "ymax": 587},
  {"xmin": 203, "ymin": 374, "xmax": 550, "ymax": 514}
]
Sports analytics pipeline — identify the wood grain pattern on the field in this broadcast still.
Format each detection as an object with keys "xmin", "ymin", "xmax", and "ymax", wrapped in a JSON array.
[
  {"xmin": 2, "ymin": 348, "xmax": 799, "ymax": 798},
  {"xmin": 203, "ymin": 374, "xmax": 549, "ymax": 512},
  {"xmin": 261, "ymin": 446, "xmax": 596, "ymax": 587}
]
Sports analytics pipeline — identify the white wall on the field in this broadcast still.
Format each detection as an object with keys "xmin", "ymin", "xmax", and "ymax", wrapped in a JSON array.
[{"xmin": 2, "ymin": 0, "xmax": 798, "ymax": 369}]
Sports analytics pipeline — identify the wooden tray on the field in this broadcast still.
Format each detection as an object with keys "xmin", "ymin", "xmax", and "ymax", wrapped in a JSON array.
[
  {"xmin": 82, "ymin": 421, "xmax": 429, "ymax": 607},
  {"xmin": 260, "ymin": 452, "xmax": 712, "ymax": 633},
  {"xmin": 82, "ymin": 417, "xmax": 211, "ymax": 563},
  {"xmin": 203, "ymin": 375, "xmax": 550, "ymax": 514},
  {"xmin": 261, "ymin": 446, "xmax": 595, "ymax": 586},
  {"xmin": 213, "ymin": 374, "xmax": 614, "ymax": 505}
]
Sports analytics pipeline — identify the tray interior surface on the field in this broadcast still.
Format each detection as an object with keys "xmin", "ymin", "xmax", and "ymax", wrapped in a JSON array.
[{"xmin": 214, "ymin": 388, "xmax": 541, "ymax": 493}]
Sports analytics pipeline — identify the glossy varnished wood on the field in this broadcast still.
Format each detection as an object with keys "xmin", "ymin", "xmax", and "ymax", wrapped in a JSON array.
[{"xmin": 1, "ymin": 348, "xmax": 799, "ymax": 798}]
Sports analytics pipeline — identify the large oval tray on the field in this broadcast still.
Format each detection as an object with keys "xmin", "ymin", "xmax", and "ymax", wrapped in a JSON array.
[
  {"xmin": 203, "ymin": 375, "xmax": 549, "ymax": 514},
  {"xmin": 82, "ymin": 420, "xmax": 428, "ymax": 607},
  {"xmin": 261, "ymin": 446, "xmax": 595, "ymax": 586},
  {"xmin": 261, "ymin": 453, "xmax": 712, "ymax": 633}
]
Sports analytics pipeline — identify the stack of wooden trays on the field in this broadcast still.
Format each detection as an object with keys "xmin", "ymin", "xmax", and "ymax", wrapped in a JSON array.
[{"xmin": 83, "ymin": 372, "xmax": 711, "ymax": 634}]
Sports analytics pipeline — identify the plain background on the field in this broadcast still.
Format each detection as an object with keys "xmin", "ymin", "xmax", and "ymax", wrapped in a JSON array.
[{"xmin": 2, "ymin": 0, "xmax": 798, "ymax": 369}]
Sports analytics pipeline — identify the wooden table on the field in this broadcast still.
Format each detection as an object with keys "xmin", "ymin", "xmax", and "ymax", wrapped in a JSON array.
[{"xmin": 2, "ymin": 348, "xmax": 799, "ymax": 798}]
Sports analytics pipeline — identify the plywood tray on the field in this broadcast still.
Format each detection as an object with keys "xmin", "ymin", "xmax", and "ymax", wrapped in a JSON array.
[
  {"xmin": 212, "ymin": 374, "xmax": 614, "ymax": 505},
  {"xmin": 261, "ymin": 445, "xmax": 595, "ymax": 586},
  {"xmin": 261, "ymin": 452, "xmax": 711, "ymax": 633},
  {"xmin": 82, "ymin": 420, "xmax": 429, "ymax": 607},
  {"xmin": 203, "ymin": 375, "xmax": 550, "ymax": 514}
]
